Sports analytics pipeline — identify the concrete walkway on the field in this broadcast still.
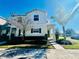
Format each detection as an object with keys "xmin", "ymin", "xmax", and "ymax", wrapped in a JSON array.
[
  {"xmin": 46, "ymin": 43, "xmax": 79, "ymax": 59},
  {"xmin": 46, "ymin": 49, "xmax": 79, "ymax": 59},
  {"xmin": 48, "ymin": 37, "xmax": 64, "ymax": 50},
  {"xmin": 53, "ymin": 43, "xmax": 65, "ymax": 50}
]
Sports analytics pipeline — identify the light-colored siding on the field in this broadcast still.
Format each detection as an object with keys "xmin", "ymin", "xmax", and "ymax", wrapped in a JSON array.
[
  {"xmin": 8, "ymin": 10, "xmax": 49, "ymax": 36},
  {"xmin": 24, "ymin": 10, "xmax": 48, "ymax": 36}
]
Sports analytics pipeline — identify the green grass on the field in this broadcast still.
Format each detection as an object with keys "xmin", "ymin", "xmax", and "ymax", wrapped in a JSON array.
[
  {"xmin": 0, "ymin": 45, "xmax": 13, "ymax": 48},
  {"xmin": 59, "ymin": 36, "xmax": 64, "ymax": 40},
  {"xmin": 47, "ymin": 45, "xmax": 55, "ymax": 49},
  {"xmin": 0, "ymin": 44, "xmax": 55, "ymax": 49},
  {"xmin": 10, "ymin": 44, "xmax": 55, "ymax": 49},
  {"xmin": 63, "ymin": 44, "xmax": 79, "ymax": 49},
  {"xmin": 0, "ymin": 44, "xmax": 48, "ymax": 49},
  {"xmin": 63, "ymin": 38, "xmax": 79, "ymax": 49}
]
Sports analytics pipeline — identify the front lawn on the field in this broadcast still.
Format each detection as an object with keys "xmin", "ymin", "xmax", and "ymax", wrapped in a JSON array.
[
  {"xmin": 63, "ymin": 37, "xmax": 79, "ymax": 49},
  {"xmin": 59, "ymin": 36, "xmax": 64, "ymax": 40},
  {"xmin": 47, "ymin": 45, "xmax": 55, "ymax": 49},
  {"xmin": 0, "ymin": 45, "xmax": 13, "ymax": 48},
  {"xmin": 63, "ymin": 44, "xmax": 79, "ymax": 49},
  {"xmin": 0, "ymin": 44, "xmax": 55, "ymax": 49}
]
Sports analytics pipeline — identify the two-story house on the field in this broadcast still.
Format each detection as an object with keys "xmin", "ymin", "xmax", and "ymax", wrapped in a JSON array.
[{"xmin": 2, "ymin": 9, "xmax": 55, "ymax": 44}]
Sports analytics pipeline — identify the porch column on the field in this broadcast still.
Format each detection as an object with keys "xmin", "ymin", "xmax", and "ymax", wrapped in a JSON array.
[
  {"xmin": 16, "ymin": 28, "xmax": 19, "ymax": 36},
  {"xmin": 9, "ymin": 27, "xmax": 12, "ymax": 40},
  {"xmin": 52, "ymin": 28, "xmax": 56, "ymax": 41}
]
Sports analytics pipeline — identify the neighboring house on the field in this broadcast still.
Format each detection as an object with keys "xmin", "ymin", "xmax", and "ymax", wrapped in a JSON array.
[
  {"xmin": 0, "ymin": 17, "xmax": 7, "ymax": 35},
  {"xmin": 0, "ymin": 17, "xmax": 7, "ymax": 25},
  {"xmin": 1, "ymin": 9, "xmax": 55, "ymax": 43}
]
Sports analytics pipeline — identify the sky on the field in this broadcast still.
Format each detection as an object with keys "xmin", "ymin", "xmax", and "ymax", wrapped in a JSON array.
[{"xmin": 0, "ymin": 0, "xmax": 79, "ymax": 33}]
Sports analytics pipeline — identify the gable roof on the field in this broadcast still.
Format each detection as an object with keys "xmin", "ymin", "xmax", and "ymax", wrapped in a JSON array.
[
  {"xmin": 25, "ymin": 9, "xmax": 47, "ymax": 15},
  {"xmin": 10, "ymin": 9, "xmax": 47, "ymax": 17},
  {"xmin": 0, "ymin": 17, "xmax": 7, "ymax": 25}
]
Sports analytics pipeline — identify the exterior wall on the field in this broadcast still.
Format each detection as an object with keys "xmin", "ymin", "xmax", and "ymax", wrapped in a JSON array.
[
  {"xmin": 8, "ymin": 10, "xmax": 50, "ymax": 37},
  {"xmin": 25, "ymin": 24, "xmax": 47, "ymax": 36},
  {"xmin": 24, "ymin": 10, "xmax": 48, "ymax": 36}
]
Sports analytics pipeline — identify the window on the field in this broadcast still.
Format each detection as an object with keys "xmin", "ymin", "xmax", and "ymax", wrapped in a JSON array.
[
  {"xmin": 12, "ymin": 28, "xmax": 16, "ymax": 35},
  {"xmin": 17, "ymin": 17, "xmax": 22, "ymax": 23},
  {"xmin": 18, "ymin": 29, "xmax": 21, "ymax": 36},
  {"xmin": 34, "ymin": 15, "xmax": 39, "ymax": 21},
  {"xmin": 31, "ymin": 28, "xmax": 41, "ymax": 33},
  {"xmin": 6, "ymin": 27, "xmax": 10, "ymax": 35}
]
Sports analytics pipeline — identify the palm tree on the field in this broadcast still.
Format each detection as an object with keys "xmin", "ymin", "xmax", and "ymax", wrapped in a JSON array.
[{"xmin": 51, "ymin": 3, "xmax": 79, "ymax": 40}]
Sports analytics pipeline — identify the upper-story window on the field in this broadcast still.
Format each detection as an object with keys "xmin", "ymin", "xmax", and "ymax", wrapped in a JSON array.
[
  {"xmin": 17, "ymin": 17, "xmax": 22, "ymax": 23},
  {"xmin": 34, "ymin": 15, "xmax": 39, "ymax": 21}
]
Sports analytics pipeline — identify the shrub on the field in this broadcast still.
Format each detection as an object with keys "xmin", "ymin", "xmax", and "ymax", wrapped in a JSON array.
[{"xmin": 56, "ymin": 39, "xmax": 72, "ymax": 45}]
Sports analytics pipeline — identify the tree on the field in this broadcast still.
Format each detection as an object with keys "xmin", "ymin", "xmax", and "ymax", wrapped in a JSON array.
[
  {"xmin": 51, "ymin": 3, "xmax": 79, "ymax": 40},
  {"xmin": 51, "ymin": 6, "xmax": 68, "ymax": 40},
  {"xmin": 8, "ymin": 15, "xmax": 31, "ymax": 40},
  {"xmin": 55, "ymin": 29, "xmax": 59, "ymax": 40},
  {"xmin": 65, "ymin": 29, "xmax": 76, "ymax": 37}
]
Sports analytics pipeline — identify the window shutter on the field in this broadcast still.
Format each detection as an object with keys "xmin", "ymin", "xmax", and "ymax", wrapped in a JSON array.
[
  {"xmin": 31, "ymin": 28, "xmax": 33, "ymax": 33},
  {"xmin": 39, "ymin": 28, "xmax": 41, "ymax": 33}
]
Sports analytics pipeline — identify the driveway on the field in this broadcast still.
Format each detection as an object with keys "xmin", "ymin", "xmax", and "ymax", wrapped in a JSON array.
[
  {"xmin": 46, "ymin": 40, "xmax": 79, "ymax": 59},
  {"xmin": 46, "ymin": 42, "xmax": 79, "ymax": 59},
  {"xmin": 46, "ymin": 49, "xmax": 79, "ymax": 59}
]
